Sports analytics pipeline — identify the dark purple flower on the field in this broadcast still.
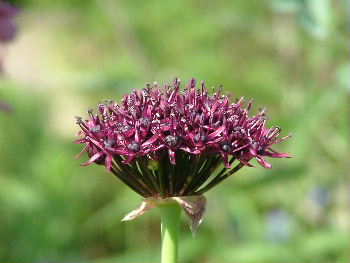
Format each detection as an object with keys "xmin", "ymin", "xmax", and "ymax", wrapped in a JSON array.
[
  {"xmin": 0, "ymin": 1, "xmax": 18, "ymax": 44},
  {"xmin": 74, "ymin": 78, "xmax": 290, "ymax": 198}
]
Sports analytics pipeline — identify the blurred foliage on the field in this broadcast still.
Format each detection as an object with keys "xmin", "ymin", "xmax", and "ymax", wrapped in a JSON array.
[{"xmin": 0, "ymin": 0, "xmax": 349, "ymax": 262}]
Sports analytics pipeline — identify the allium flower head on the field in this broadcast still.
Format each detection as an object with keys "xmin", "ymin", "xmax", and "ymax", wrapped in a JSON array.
[
  {"xmin": 74, "ymin": 78, "xmax": 290, "ymax": 233},
  {"xmin": 0, "ymin": 1, "xmax": 18, "ymax": 44}
]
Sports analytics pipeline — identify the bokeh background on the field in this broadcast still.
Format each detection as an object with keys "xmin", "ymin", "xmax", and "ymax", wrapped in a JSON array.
[{"xmin": 0, "ymin": 0, "xmax": 349, "ymax": 262}]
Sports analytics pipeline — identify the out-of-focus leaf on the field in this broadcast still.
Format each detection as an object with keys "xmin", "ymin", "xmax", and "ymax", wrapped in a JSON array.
[
  {"xmin": 337, "ymin": 63, "xmax": 350, "ymax": 92},
  {"xmin": 297, "ymin": 0, "xmax": 331, "ymax": 39},
  {"xmin": 269, "ymin": 0, "xmax": 303, "ymax": 13}
]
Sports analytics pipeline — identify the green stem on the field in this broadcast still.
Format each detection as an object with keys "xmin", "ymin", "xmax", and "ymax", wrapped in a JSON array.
[{"xmin": 159, "ymin": 203, "xmax": 182, "ymax": 263}]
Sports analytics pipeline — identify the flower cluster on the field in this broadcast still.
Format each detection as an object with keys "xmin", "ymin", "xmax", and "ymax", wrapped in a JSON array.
[
  {"xmin": 0, "ymin": 1, "xmax": 18, "ymax": 44},
  {"xmin": 75, "ymin": 78, "xmax": 290, "ymax": 198}
]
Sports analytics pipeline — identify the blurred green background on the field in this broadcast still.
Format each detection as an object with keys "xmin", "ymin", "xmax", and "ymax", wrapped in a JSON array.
[{"xmin": 0, "ymin": 0, "xmax": 349, "ymax": 262}]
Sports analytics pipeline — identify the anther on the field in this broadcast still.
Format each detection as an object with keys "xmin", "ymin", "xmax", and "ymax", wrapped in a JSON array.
[
  {"xmin": 104, "ymin": 139, "xmax": 115, "ymax": 148},
  {"xmin": 128, "ymin": 142, "xmax": 141, "ymax": 152},
  {"xmin": 165, "ymin": 135, "xmax": 182, "ymax": 147},
  {"xmin": 90, "ymin": 125, "xmax": 101, "ymax": 133},
  {"xmin": 221, "ymin": 141, "xmax": 232, "ymax": 152}
]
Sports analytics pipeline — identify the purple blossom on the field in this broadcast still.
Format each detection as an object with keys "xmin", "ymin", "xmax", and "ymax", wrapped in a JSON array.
[
  {"xmin": 74, "ymin": 78, "xmax": 290, "ymax": 197},
  {"xmin": 0, "ymin": 1, "xmax": 18, "ymax": 44}
]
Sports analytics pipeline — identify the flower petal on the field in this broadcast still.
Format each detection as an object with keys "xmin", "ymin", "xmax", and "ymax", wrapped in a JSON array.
[
  {"xmin": 256, "ymin": 156, "xmax": 272, "ymax": 169},
  {"xmin": 81, "ymin": 151, "xmax": 104, "ymax": 166}
]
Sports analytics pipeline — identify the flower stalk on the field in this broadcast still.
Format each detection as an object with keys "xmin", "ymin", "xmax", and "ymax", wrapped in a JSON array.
[{"xmin": 159, "ymin": 203, "xmax": 182, "ymax": 263}]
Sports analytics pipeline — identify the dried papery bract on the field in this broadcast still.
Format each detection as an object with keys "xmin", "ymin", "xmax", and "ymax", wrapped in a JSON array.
[{"xmin": 122, "ymin": 195, "xmax": 206, "ymax": 236}]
